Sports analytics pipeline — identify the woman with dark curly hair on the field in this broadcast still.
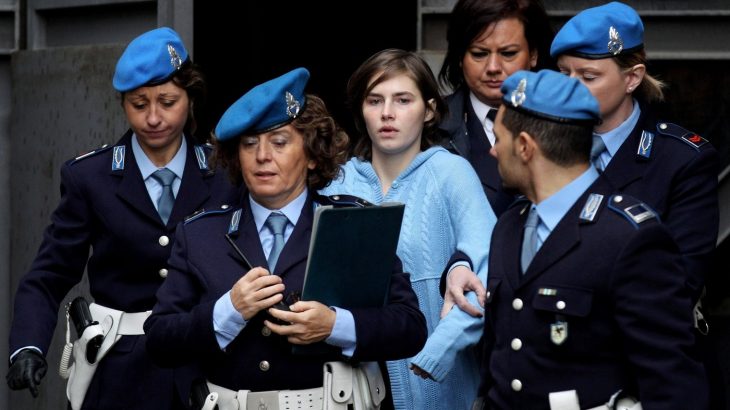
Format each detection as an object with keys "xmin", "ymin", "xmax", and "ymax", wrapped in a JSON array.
[
  {"xmin": 144, "ymin": 67, "xmax": 427, "ymax": 410},
  {"xmin": 321, "ymin": 49, "xmax": 496, "ymax": 410}
]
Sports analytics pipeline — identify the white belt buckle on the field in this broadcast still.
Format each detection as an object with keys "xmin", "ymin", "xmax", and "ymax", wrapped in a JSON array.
[{"xmin": 247, "ymin": 390, "xmax": 279, "ymax": 410}]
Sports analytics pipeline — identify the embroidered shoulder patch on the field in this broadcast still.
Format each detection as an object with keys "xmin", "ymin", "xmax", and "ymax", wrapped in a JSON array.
[{"xmin": 656, "ymin": 122, "xmax": 708, "ymax": 150}]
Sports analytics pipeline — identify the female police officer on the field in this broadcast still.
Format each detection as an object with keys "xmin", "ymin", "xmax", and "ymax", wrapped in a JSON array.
[
  {"xmin": 143, "ymin": 67, "xmax": 427, "ymax": 410},
  {"xmin": 6, "ymin": 27, "xmax": 238, "ymax": 409}
]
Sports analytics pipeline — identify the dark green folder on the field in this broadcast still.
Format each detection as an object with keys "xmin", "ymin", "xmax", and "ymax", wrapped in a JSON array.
[{"xmin": 301, "ymin": 202, "xmax": 405, "ymax": 308}]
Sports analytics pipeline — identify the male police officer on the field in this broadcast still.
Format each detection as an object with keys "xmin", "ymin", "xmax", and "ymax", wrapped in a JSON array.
[{"xmin": 474, "ymin": 69, "xmax": 706, "ymax": 410}]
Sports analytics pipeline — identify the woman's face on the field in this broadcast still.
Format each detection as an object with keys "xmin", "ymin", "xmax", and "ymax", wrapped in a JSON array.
[
  {"xmin": 462, "ymin": 17, "xmax": 537, "ymax": 107},
  {"xmin": 362, "ymin": 73, "xmax": 434, "ymax": 162},
  {"xmin": 123, "ymin": 81, "xmax": 189, "ymax": 157},
  {"xmin": 556, "ymin": 55, "xmax": 634, "ymax": 132},
  {"xmin": 238, "ymin": 124, "xmax": 315, "ymax": 210}
]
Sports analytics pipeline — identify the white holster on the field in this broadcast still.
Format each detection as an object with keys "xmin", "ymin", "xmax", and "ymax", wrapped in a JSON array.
[
  {"xmin": 323, "ymin": 361, "xmax": 385, "ymax": 410},
  {"xmin": 202, "ymin": 361, "xmax": 385, "ymax": 410},
  {"xmin": 548, "ymin": 389, "xmax": 642, "ymax": 410},
  {"xmin": 64, "ymin": 303, "xmax": 150, "ymax": 410}
]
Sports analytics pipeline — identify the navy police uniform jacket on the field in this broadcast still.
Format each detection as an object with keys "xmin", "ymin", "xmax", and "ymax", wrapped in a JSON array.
[
  {"xmin": 440, "ymin": 86, "xmax": 516, "ymax": 217},
  {"xmin": 9, "ymin": 130, "xmax": 239, "ymax": 409},
  {"xmin": 480, "ymin": 176, "xmax": 707, "ymax": 410},
  {"xmin": 599, "ymin": 106, "xmax": 719, "ymax": 299},
  {"xmin": 144, "ymin": 191, "xmax": 427, "ymax": 393}
]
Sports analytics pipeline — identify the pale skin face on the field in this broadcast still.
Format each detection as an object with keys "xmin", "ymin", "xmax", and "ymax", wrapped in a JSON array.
[
  {"xmin": 238, "ymin": 124, "xmax": 315, "ymax": 210},
  {"xmin": 556, "ymin": 55, "xmax": 645, "ymax": 133},
  {"xmin": 462, "ymin": 17, "xmax": 538, "ymax": 108},
  {"xmin": 122, "ymin": 81, "xmax": 189, "ymax": 166},
  {"xmin": 363, "ymin": 73, "xmax": 434, "ymax": 163}
]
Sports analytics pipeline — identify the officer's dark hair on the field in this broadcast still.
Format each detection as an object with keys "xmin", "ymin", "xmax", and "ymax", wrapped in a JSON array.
[
  {"xmin": 119, "ymin": 64, "xmax": 208, "ymax": 144},
  {"xmin": 212, "ymin": 94, "xmax": 349, "ymax": 190},
  {"xmin": 501, "ymin": 107, "xmax": 593, "ymax": 166},
  {"xmin": 347, "ymin": 48, "xmax": 447, "ymax": 161},
  {"xmin": 439, "ymin": 0, "xmax": 554, "ymax": 92}
]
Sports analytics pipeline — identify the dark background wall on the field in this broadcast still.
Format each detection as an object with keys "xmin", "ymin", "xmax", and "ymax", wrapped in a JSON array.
[{"xmin": 193, "ymin": 1, "xmax": 418, "ymax": 141}]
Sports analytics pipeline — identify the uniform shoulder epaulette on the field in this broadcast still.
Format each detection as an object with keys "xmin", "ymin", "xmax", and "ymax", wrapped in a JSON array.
[
  {"xmin": 316, "ymin": 194, "xmax": 374, "ymax": 208},
  {"xmin": 184, "ymin": 204, "xmax": 235, "ymax": 225},
  {"xmin": 655, "ymin": 122, "xmax": 708, "ymax": 150},
  {"xmin": 606, "ymin": 194, "xmax": 659, "ymax": 229},
  {"xmin": 70, "ymin": 144, "xmax": 113, "ymax": 164}
]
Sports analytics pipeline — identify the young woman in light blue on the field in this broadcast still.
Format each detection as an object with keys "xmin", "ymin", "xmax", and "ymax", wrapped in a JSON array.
[{"xmin": 321, "ymin": 48, "xmax": 497, "ymax": 410}]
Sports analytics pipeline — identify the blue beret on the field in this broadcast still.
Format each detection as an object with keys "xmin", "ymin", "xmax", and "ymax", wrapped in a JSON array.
[
  {"xmin": 215, "ymin": 68, "xmax": 309, "ymax": 141},
  {"xmin": 550, "ymin": 2, "xmax": 643, "ymax": 59},
  {"xmin": 113, "ymin": 27, "xmax": 189, "ymax": 92},
  {"xmin": 501, "ymin": 70, "xmax": 600, "ymax": 124}
]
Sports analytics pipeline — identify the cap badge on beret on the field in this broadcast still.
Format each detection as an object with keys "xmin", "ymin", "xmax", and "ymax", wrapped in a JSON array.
[
  {"xmin": 511, "ymin": 78, "xmax": 527, "ymax": 107},
  {"xmin": 286, "ymin": 91, "xmax": 301, "ymax": 118},
  {"xmin": 608, "ymin": 26, "xmax": 624, "ymax": 55},
  {"xmin": 168, "ymin": 44, "xmax": 183, "ymax": 69}
]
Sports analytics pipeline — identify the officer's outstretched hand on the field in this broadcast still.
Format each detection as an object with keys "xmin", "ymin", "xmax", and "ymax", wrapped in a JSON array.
[
  {"xmin": 6, "ymin": 349, "xmax": 47, "ymax": 398},
  {"xmin": 440, "ymin": 265, "xmax": 485, "ymax": 319}
]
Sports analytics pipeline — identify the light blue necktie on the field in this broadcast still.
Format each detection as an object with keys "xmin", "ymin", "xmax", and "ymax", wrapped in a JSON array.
[
  {"xmin": 590, "ymin": 134, "xmax": 607, "ymax": 171},
  {"xmin": 151, "ymin": 168, "xmax": 176, "ymax": 224},
  {"xmin": 265, "ymin": 212, "xmax": 289, "ymax": 273},
  {"xmin": 520, "ymin": 206, "xmax": 539, "ymax": 274}
]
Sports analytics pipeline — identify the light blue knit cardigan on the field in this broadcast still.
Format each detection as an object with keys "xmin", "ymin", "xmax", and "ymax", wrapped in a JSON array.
[{"xmin": 320, "ymin": 146, "xmax": 496, "ymax": 410}]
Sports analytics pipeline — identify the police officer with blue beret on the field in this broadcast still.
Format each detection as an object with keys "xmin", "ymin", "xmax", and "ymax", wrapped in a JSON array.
[
  {"xmin": 143, "ymin": 68, "xmax": 427, "ymax": 410},
  {"xmin": 6, "ymin": 27, "xmax": 238, "ymax": 409},
  {"xmin": 473, "ymin": 69, "xmax": 707, "ymax": 409},
  {"xmin": 551, "ymin": 1, "xmax": 719, "ymax": 313}
]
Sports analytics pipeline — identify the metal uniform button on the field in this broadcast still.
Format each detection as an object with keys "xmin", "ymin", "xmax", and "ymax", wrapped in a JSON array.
[
  {"xmin": 159, "ymin": 268, "xmax": 168, "ymax": 278},
  {"xmin": 511, "ymin": 379, "xmax": 522, "ymax": 391},
  {"xmin": 511, "ymin": 338, "xmax": 522, "ymax": 351},
  {"xmin": 659, "ymin": 123, "xmax": 668, "ymax": 130},
  {"xmin": 486, "ymin": 291, "xmax": 491, "ymax": 299},
  {"xmin": 261, "ymin": 327, "xmax": 272, "ymax": 337},
  {"xmin": 259, "ymin": 360, "xmax": 270, "ymax": 371},
  {"xmin": 556, "ymin": 300, "xmax": 566, "ymax": 310},
  {"xmin": 158, "ymin": 235, "xmax": 170, "ymax": 246},
  {"xmin": 614, "ymin": 195, "xmax": 623, "ymax": 203},
  {"xmin": 221, "ymin": 204, "xmax": 229, "ymax": 209},
  {"xmin": 512, "ymin": 298, "xmax": 524, "ymax": 310}
]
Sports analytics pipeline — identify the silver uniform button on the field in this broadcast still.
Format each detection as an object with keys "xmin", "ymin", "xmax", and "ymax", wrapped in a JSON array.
[
  {"xmin": 556, "ymin": 300, "xmax": 566, "ymax": 310},
  {"xmin": 512, "ymin": 298, "xmax": 524, "ymax": 310},
  {"xmin": 221, "ymin": 204, "xmax": 229, "ymax": 209},
  {"xmin": 486, "ymin": 291, "xmax": 491, "ymax": 299},
  {"xmin": 261, "ymin": 327, "xmax": 272, "ymax": 337},
  {"xmin": 659, "ymin": 123, "xmax": 668, "ymax": 130},
  {"xmin": 511, "ymin": 379, "xmax": 522, "ymax": 391},
  {"xmin": 158, "ymin": 235, "xmax": 170, "ymax": 246},
  {"xmin": 511, "ymin": 338, "xmax": 522, "ymax": 351},
  {"xmin": 259, "ymin": 360, "xmax": 270, "ymax": 371},
  {"xmin": 159, "ymin": 268, "xmax": 168, "ymax": 278},
  {"xmin": 614, "ymin": 195, "xmax": 623, "ymax": 203}
]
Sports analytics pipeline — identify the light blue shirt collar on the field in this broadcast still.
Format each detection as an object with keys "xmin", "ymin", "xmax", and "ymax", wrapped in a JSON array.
[
  {"xmin": 132, "ymin": 133, "xmax": 187, "ymax": 179},
  {"xmin": 595, "ymin": 99, "xmax": 641, "ymax": 158},
  {"xmin": 535, "ymin": 166, "xmax": 600, "ymax": 245},
  {"xmin": 250, "ymin": 188, "xmax": 308, "ymax": 235}
]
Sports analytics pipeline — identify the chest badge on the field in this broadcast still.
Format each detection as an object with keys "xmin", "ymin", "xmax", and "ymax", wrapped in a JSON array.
[{"xmin": 550, "ymin": 321, "xmax": 568, "ymax": 345}]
